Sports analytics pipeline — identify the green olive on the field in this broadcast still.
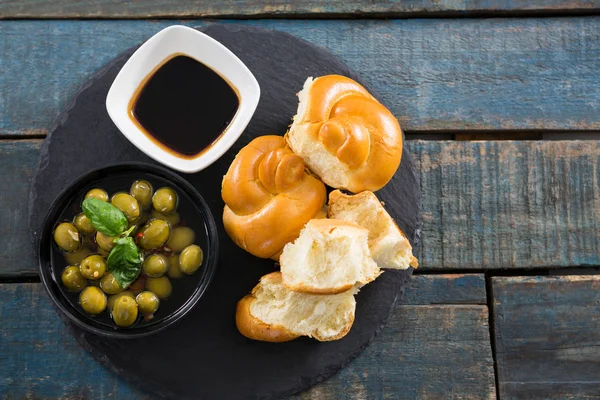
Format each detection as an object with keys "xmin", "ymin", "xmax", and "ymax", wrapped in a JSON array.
[
  {"xmin": 137, "ymin": 219, "xmax": 171, "ymax": 250},
  {"xmin": 79, "ymin": 286, "xmax": 107, "ymax": 315},
  {"xmin": 152, "ymin": 187, "xmax": 178, "ymax": 214},
  {"xmin": 179, "ymin": 245, "xmax": 203, "ymax": 275},
  {"xmin": 136, "ymin": 291, "xmax": 160, "ymax": 316},
  {"xmin": 53, "ymin": 222, "xmax": 81, "ymax": 252},
  {"xmin": 100, "ymin": 272, "xmax": 123, "ymax": 295},
  {"xmin": 73, "ymin": 213, "xmax": 95, "ymax": 235},
  {"xmin": 108, "ymin": 291, "xmax": 134, "ymax": 311},
  {"xmin": 128, "ymin": 276, "xmax": 146, "ymax": 295},
  {"xmin": 111, "ymin": 295, "xmax": 138, "ymax": 327},
  {"xmin": 111, "ymin": 193, "xmax": 141, "ymax": 223},
  {"xmin": 79, "ymin": 255, "xmax": 107, "ymax": 280},
  {"xmin": 146, "ymin": 277, "xmax": 172, "ymax": 299},
  {"xmin": 63, "ymin": 247, "xmax": 93, "ymax": 265},
  {"xmin": 143, "ymin": 254, "xmax": 169, "ymax": 278},
  {"xmin": 61, "ymin": 265, "xmax": 88, "ymax": 292},
  {"xmin": 85, "ymin": 188, "xmax": 108, "ymax": 202},
  {"xmin": 167, "ymin": 254, "xmax": 184, "ymax": 279},
  {"xmin": 151, "ymin": 210, "xmax": 180, "ymax": 226},
  {"xmin": 166, "ymin": 226, "xmax": 195, "ymax": 253},
  {"xmin": 130, "ymin": 180, "xmax": 154, "ymax": 209},
  {"xmin": 96, "ymin": 232, "xmax": 117, "ymax": 252}
]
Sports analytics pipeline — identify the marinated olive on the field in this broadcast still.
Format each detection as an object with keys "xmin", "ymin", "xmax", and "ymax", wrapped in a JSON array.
[
  {"xmin": 73, "ymin": 213, "xmax": 95, "ymax": 235},
  {"xmin": 136, "ymin": 291, "xmax": 160, "ymax": 316},
  {"xmin": 179, "ymin": 245, "xmax": 203, "ymax": 275},
  {"xmin": 96, "ymin": 231, "xmax": 117, "ymax": 252},
  {"xmin": 143, "ymin": 254, "xmax": 169, "ymax": 278},
  {"xmin": 152, "ymin": 187, "xmax": 178, "ymax": 214},
  {"xmin": 137, "ymin": 219, "xmax": 171, "ymax": 250},
  {"xmin": 130, "ymin": 180, "xmax": 154, "ymax": 209},
  {"xmin": 146, "ymin": 276, "xmax": 172, "ymax": 299},
  {"xmin": 63, "ymin": 247, "xmax": 93, "ymax": 265},
  {"xmin": 128, "ymin": 275, "xmax": 146, "ymax": 295},
  {"xmin": 112, "ymin": 295, "xmax": 138, "ymax": 327},
  {"xmin": 150, "ymin": 210, "xmax": 180, "ymax": 226},
  {"xmin": 79, "ymin": 286, "xmax": 107, "ymax": 315},
  {"xmin": 85, "ymin": 188, "xmax": 109, "ymax": 202},
  {"xmin": 61, "ymin": 265, "xmax": 88, "ymax": 292},
  {"xmin": 111, "ymin": 193, "xmax": 141, "ymax": 223},
  {"xmin": 167, "ymin": 254, "xmax": 184, "ymax": 279},
  {"xmin": 166, "ymin": 226, "xmax": 195, "ymax": 252},
  {"xmin": 108, "ymin": 291, "xmax": 134, "ymax": 310},
  {"xmin": 80, "ymin": 255, "xmax": 107, "ymax": 280},
  {"xmin": 100, "ymin": 272, "xmax": 123, "ymax": 295},
  {"xmin": 54, "ymin": 222, "xmax": 81, "ymax": 252}
]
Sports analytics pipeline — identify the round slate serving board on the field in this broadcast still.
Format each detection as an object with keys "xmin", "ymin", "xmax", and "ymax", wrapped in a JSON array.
[{"xmin": 29, "ymin": 24, "xmax": 422, "ymax": 400}]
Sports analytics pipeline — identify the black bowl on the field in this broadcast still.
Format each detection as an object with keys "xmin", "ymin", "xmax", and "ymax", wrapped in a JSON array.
[{"xmin": 37, "ymin": 162, "xmax": 219, "ymax": 338}]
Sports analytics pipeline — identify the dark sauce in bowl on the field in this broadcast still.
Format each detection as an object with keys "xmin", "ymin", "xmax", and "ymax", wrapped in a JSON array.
[{"xmin": 129, "ymin": 54, "xmax": 239, "ymax": 159}]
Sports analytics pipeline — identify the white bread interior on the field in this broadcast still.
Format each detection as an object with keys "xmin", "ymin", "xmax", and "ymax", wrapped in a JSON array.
[
  {"xmin": 237, "ymin": 272, "xmax": 357, "ymax": 342},
  {"xmin": 328, "ymin": 190, "xmax": 418, "ymax": 270},
  {"xmin": 280, "ymin": 219, "xmax": 381, "ymax": 294}
]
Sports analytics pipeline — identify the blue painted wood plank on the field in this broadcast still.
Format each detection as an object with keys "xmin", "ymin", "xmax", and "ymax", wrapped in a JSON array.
[
  {"xmin": 415, "ymin": 140, "xmax": 600, "ymax": 270},
  {"xmin": 1, "ymin": 18, "xmax": 600, "ymax": 136},
  {"xmin": 0, "ymin": 282, "xmax": 494, "ymax": 399},
  {"xmin": 1, "ymin": 0, "xmax": 598, "ymax": 18},
  {"xmin": 492, "ymin": 276, "xmax": 600, "ymax": 399},
  {"xmin": 3, "ymin": 139, "xmax": 600, "ymax": 277},
  {"xmin": 401, "ymin": 274, "xmax": 486, "ymax": 305}
]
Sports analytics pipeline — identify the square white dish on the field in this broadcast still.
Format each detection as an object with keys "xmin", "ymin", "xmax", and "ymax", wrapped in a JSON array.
[{"xmin": 106, "ymin": 25, "xmax": 260, "ymax": 173}]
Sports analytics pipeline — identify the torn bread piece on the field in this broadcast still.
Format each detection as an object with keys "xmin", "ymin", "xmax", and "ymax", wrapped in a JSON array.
[
  {"xmin": 280, "ymin": 219, "xmax": 381, "ymax": 294},
  {"xmin": 236, "ymin": 272, "xmax": 357, "ymax": 342},
  {"xmin": 328, "ymin": 190, "xmax": 418, "ymax": 270}
]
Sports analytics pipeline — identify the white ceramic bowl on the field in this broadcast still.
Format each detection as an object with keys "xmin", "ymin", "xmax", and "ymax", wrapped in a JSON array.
[{"xmin": 106, "ymin": 25, "xmax": 260, "ymax": 173}]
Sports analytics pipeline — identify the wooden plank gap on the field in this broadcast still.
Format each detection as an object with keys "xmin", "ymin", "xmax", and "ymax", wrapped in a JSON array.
[{"xmin": 485, "ymin": 272, "xmax": 501, "ymax": 400}]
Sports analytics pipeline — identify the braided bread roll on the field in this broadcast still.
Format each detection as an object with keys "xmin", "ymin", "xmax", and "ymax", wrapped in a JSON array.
[
  {"xmin": 222, "ymin": 135, "xmax": 327, "ymax": 259},
  {"xmin": 286, "ymin": 75, "xmax": 403, "ymax": 193}
]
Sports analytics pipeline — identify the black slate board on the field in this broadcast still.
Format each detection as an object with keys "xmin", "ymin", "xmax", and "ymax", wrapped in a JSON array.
[{"xmin": 29, "ymin": 24, "xmax": 422, "ymax": 400}]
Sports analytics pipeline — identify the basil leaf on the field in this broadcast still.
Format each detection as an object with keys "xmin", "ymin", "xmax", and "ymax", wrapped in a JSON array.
[
  {"xmin": 82, "ymin": 198, "xmax": 128, "ymax": 237},
  {"xmin": 107, "ymin": 237, "xmax": 143, "ymax": 289}
]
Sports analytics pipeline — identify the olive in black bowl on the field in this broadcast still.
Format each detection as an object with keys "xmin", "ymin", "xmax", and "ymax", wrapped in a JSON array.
[{"xmin": 37, "ymin": 163, "xmax": 218, "ymax": 338}]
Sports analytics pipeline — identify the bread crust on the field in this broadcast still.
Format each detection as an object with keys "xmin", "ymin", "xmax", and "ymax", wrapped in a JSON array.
[
  {"xmin": 236, "ymin": 272, "xmax": 355, "ymax": 342},
  {"xmin": 236, "ymin": 294, "xmax": 300, "ymax": 343},
  {"xmin": 222, "ymin": 136, "xmax": 327, "ymax": 259},
  {"xmin": 286, "ymin": 75, "xmax": 403, "ymax": 193},
  {"xmin": 236, "ymin": 273, "xmax": 300, "ymax": 342}
]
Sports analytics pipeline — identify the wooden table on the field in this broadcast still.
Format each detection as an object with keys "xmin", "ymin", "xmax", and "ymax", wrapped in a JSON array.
[{"xmin": 1, "ymin": 2, "xmax": 600, "ymax": 399}]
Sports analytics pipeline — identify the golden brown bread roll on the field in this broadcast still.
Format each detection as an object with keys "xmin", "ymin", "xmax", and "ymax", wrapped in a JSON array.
[
  {"xmin": 222, "ymin": 135, "xmax": 327, "ymax": 259},
  {"xmin": 286, "ymin": 75, "xmax": 403, "ymax": 193}
]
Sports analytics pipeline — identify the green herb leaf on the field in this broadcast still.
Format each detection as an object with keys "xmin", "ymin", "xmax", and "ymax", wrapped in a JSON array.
[
  {"xmin": 82, "ymin": 198, "xmax": 128, "ymax": 237},
  {"xmin": 107, "ymin": 237, "xmax": 143, "ymax": 289}
]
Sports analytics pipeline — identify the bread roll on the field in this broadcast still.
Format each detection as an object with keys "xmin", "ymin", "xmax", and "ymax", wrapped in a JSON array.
[
  {"xmin": 236, "ymin": 272, "xmax": 356, "ymax": 342},
  {"xmin": 286, "ymin": 75, "xmax": 403, "ymax": 193},
  {"xmin": 328, "ymin": 190, "xmax": 418, "ymax": 270},
  {"xmin": 222, "ymin": 136, "xmax": 327, "ymax": 259},
  {"xmin": 280, "ymin": 219, "xmax": 381, "ymax": 294}
]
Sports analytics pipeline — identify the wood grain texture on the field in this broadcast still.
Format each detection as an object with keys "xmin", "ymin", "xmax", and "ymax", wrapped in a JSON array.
[
  {"xmin": 415, "ymin": 140, "xmax": 600, "ymax": 270},
  {"xmin": 0, "ymin": 140, "xmax": 41, "ymax": 277},
  {"xmin": 0, "ymin": 282, "xmax": 494, "ymax": 399},
  {"xmin": 492, "ymin": 276, "xmax": 600, "ymax": 399},
  {"xmin": 4, "ymin": 139, "xmax": 600, "ymax": 277},
  {"xmin": 1, "ymin": 0, "xmax": 598, "ymax": 18},
  {"xmin": 402, "ymin": 274, "xmax": 486, "ymax": 305},
  {"xmin": 2, "ymin": 18, "xmax": 600, "ymax": 136}
]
